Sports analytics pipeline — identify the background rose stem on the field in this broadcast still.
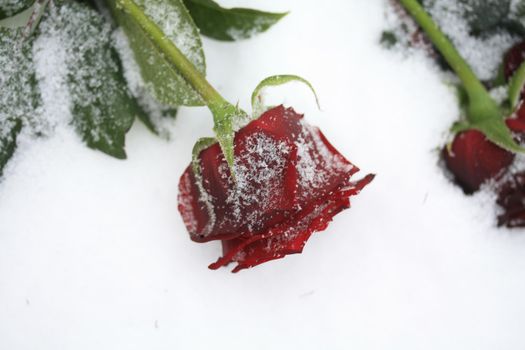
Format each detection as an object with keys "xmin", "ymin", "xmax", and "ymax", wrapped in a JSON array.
[
  {"xmin": 116, "ymin": 0, "xmax": 231, "ymax": 110},
  {"xmin": 398, "ymin": 0, "xmax": 501, "ymax": 123}
]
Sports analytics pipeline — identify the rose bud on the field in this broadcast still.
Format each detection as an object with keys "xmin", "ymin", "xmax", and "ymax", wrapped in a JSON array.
[
  {"xmin": 442, "ymin": 109, "xmax": 525, "ymax": 194},
  {"xmin": 443, "ymin": 41, "xmax": 525, "ymax": 195},
  {"xmin": 496, "ymin": 171, "xmax": 525, "ymax": 227},
  {"xmin": 178, "ymin": 105, "xmax": 374, "ymax": 272},
  {"xmin": 504, "ymin": 40, "xmax": 525, "ymax": 81},
  {"xmin": 492, "ymin": 113, "xmax": 525, "ymax": 228},
  {"xmin": 443, "ymin": 130, "xmax": 515, "ymax": 194},
  {"xmin": 395, "ymin": 0, "xmax": 525, "ymax": 200}
]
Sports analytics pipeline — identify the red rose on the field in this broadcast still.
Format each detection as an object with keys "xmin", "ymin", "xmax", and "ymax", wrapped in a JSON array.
[
  {"xmin": 178, "ymin": 105, "xmax": 374, "ymax": 272},
  {"xmin": 494, "ymin": 106, "xmax": 525, "ymax": 228},
  {"xmin": 496, "ymin": 171, "xmax": 525, "ymax": 227},
  {"xmin": 442, "ymin": 99, "xmax": 525, "ymax": 194},
  {"xmin": 442, "ymin": 130, "xmax": 515, "ymax": 194},
  {"xmin": 504, "ymin": 40, "xmax": 525, "ymax": 81},
  {"xmin": 441, "ymin": 41, "xmax": 525, "ymax": 194}
]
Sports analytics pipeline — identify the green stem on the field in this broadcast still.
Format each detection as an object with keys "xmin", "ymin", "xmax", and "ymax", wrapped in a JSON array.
[
  {"xmin": 399, "ymin": 0, "xmax": 501, "ymax": 122},
  {"xmin": 117, "ymin": 0, "xmax": 228, "ymax": 108},
  {"xmin": 117, "ymin": 0, "xmax": 247, "ymax": 173}
]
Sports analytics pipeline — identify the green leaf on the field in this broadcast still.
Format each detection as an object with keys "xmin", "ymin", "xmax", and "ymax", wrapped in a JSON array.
[
  {"xmin": 0, "ymin": 1, "xmax": 32, "ymax": 28},
  {"xmin": 421, "ymin": 0, "xmax": 511, "ymax": 35},
  {"xmin": 506, "ymin": 1, "xmax": 525, "ymax": 37},
  {"xmin": 182, "ymin": 0, "xmax": 286, "ymax": 41},
  {"xmin": 517, "ymin": 0, "xmax": 525, "ymax": 16},
  {"xmin": 251, "ymin": 75, "xmax": 320, "ymax": 118},
  {"xmin": 0, "ymin": 119, "xmax": 23, "ymax": 176},
  {"xmin": 42, "ymin": 2, "xmax": 142, "ymax": 159},
  {"xmin": 136, "ymin": 98, "xmax": 178, "ymax": 137},
  {"xmin": 420, "ymin": 0, "xmax": 525, "ymax": 42},
  {"xmin": 380, "ymin": 31, "xmax": 398, "ymax": 48},
  {"xmin": 472, "ymin": 118, "xmax": 525, "ymax": 154},
  {"xmin": 0, "ymin": 0, "xmax": 34, "ymax": 20},
  {"xmin": 0, "ymin": 0, "xmax": 50, "ymax": 40},
  {"xmin": 107, "ymin": 0, "xmax": 206, "ymax": 106},
  {"xmin": 509, "ymin": 61, "xmax": 525, "ymax": 109},
  {"xmin": 461, "ymin": 0, "xmax": 511, "ymax": 35},
  {"xmin": 0, "ymin": 27, "xmax": 41, "ymax": 176}
]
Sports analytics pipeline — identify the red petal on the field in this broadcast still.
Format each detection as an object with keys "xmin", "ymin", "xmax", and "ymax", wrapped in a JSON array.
[
  {"xmin": 497, "ymin": 172, "xmax": 525, "ymax": 227},
  {"xmin": 504, "ymin": 40, "xmax": 525, "ymax": 81},
  {"xmin": 507, "ymin": 100, "xmax": 525, "ymax": 136},
  {"xmin": 506, "ymin": 117, "xmax": 525, "ymax": 134},
  {"xmin": 209, "ymin": 174, "xmax": 375, "ymax": 272},
  {"xmin": 443, "ymin": 130, "xmax": 514, "ymax": 193}
]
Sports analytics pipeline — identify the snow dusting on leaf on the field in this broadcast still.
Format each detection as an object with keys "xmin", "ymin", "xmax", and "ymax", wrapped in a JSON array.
[
  {"xmin": 426, "ymin": 0, "xmax": 517, "ymax": 80},
  {"xmin": 0, "ymin": 0, "xmax": 34, "ymax": 19},
  {"xmin": 32, "ymin": 21, "xmax": 71, "ymax": 135},
  {"xmin": 0, "ymin": 27, "xmax": 41, "ymax": 175},
  {"xmin": 137, "ymin": 0, "xmax": 204, "ymax": 69},
  {"xmin": 385, "ymin": 0, "xmax": 521, "ymax": 81},
  {"xmin": 34, "ymin": 2, "xmax": 140, "ymax": 159},
  {"xmin": 108, "ymin": 0, "xmax": 206, "ymax": 107}
]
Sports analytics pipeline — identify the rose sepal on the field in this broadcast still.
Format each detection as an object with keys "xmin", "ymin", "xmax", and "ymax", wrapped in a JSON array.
[
  {"xmin": 208, "ymin": 102, "xmax": 249, "ymax": 176},
  {"xmin": 251, "ymin": 74, "xmax": 320, "ymax": 118},
  {"xmin": 508, "ymin": 61, "xmax": 525, "ymax": 110}
]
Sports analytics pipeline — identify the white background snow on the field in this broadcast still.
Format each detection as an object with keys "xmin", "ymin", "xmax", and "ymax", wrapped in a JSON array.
[{"xmin": 2, "ymin": 0, "xmax": 525, "ymax": 348}]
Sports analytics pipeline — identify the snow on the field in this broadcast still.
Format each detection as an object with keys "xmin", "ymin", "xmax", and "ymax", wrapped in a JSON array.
[
  {"xmin": 0, "ymin": 30, "xmax": 40, "ymax": 139},
  {"xmin": 32, "ymin": 15, "xmax": 72, "ymax": 134},
  {"xmin": 425, "ymin": 0, "xmax": 518, "ymax": 81},
  {"xmin": 30, "ymin": 1, "xmax": 138, "ymax": 147},
  {"xmin": 2, "ymin": 0, "xmax": 525, "ymax": 349}
]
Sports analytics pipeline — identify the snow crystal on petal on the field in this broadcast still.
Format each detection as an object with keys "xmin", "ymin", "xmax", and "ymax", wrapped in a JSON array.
[
  {"xmin": 296, "ymin": 121, "xmax": 354, "ymax": 196},
  {"xmin": 222, "ymin": 132, "xmax": 291, "ymax": 230},
  {"xmin": 178, "ymin": 171, "xmax": 199, "ymax": 233}
]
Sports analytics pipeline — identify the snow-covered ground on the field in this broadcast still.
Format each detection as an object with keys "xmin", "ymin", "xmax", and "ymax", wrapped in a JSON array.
[{"xmin": 2, "ymin": 0, "xmax": 525, "ymax": 348}]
